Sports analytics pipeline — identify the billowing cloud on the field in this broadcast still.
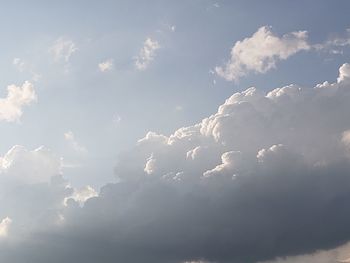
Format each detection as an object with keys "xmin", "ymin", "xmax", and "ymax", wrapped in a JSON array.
[
  {"xmin": 0, "ymin": 81, "xmax": 37, "ymax": 122},
  {"xmin": 98, "ymin": 59, "xmax": 113, "ymax": 72},
  {"xmin": 1, "ymin": 64, "xmax": 350, "ymax": 262},
  {"xmin": 49, "ymin": 37, "xmax": 77, "ymax": 63},
  {"xmin": 65, "ymin": 185, "xmax": 98, "ymax": 206},
  {"xmin": 0, "ymin": 145, "xmax": 62, "ymax": 184},
  {"xmin": 216, "ymin": 26, "xmax": 310, "ymax": 81},
  {"xmin": 135, "ymin": 37, "xmax": 160, "ymax": 70}
]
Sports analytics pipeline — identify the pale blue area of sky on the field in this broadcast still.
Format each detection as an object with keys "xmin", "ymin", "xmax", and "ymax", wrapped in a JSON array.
[{"xmin": 0, "ymin": 0, "xmax": 349, "ymax": 187}]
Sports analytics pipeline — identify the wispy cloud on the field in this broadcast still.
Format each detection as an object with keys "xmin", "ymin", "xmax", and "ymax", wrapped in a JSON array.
[
  {"xmin": 64, "ymin": 131, "xmax": 87, "ymax": 154},
  {"xmin": 135, "ymin": 38, "xmax": 160, "ymax": 70},
  {"xmin": 49, "ymin": 37, "xmax": 77, "ymax": 63}
]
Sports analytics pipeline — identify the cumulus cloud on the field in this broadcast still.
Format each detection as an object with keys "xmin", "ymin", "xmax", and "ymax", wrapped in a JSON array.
[
  {"xmin": 98, "ymin": 59, "xmax": 113, "ymax": 72},
  {"xmin": 0, "ymin": 81, "xmax": 37, "ymax": 122},
  {"xmin": 0, "ymin": 145, "xmax": 62, "ymax": 184},
  {"xmin": 135, "ymin": 37, "xmax": 160, "ymax": 70},
  {"xmin": 49, "ymin": 37, "xmax": 77, "ymax": 63},
  {"xmin": 65, "ymin": 185, "xmax": 98, "ymax": 206},
  {"xmin": 216, "ymin": 26, "xmax": 310, "ymax": 81},
  {"xmin": 2, "ymin": 63, "xmax": 350, "ymax": 262}
]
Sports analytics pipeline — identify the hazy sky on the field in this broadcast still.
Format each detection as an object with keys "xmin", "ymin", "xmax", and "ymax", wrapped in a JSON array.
[{"xmin": 1, "ymin": 1, "xmax": 350, "ymax": 262}]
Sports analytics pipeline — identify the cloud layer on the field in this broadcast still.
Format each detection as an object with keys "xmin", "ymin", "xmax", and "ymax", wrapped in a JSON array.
[{"xmin": 1, "ymin": 63, "xmax": 350, "ymax": 262}]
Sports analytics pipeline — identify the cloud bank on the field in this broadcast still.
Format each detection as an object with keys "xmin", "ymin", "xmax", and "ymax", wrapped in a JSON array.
[{"xmin": 1, "ymin": 64, "xmax": 350, "ymax": 262}]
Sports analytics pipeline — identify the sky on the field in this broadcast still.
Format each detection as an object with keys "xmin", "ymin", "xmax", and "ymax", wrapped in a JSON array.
[{"xmin": 1, "ymin": 0, "xmax": 350, "ymax": 262}]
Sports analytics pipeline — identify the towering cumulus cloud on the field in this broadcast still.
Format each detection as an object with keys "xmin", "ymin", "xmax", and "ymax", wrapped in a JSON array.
[{"xmin": 1, "ymin": 64, "xmax": 350, "ymax": 262}]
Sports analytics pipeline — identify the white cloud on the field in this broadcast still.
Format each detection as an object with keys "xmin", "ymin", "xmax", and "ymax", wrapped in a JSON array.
[
  {"xmin": 65, "ymin": 185, "xmax": 98, "ymax": 206},
  {"xmin": 135, "ymin": 38, "xmax": 160, "ymax": 70},
  {"xmin": 338, "ymin": 63, "xmax": 350, "ymax": 83},
  {"xmin": 64, "ymin": 131, "xmax": 87, "ymax": 154},
  {"xmin": 314, "ymin": 28, "xmax": 350, "ymax": 54},
  {"xmin": 216, "ymin": 26, "xmax": 310, "ymax": 81},
  {"xmin": 49, "ymin": 37, "xmax": 77, "ymax": 63},
  {"xmin": 0, "ymin": 81, "xmax": 37, "ymax": 122},
  {"xmin": 0, "ymin": 145, "xmax": 62, "ymax": 184},
  {"xmin": 0, "ymin": 217, "xmax": 12, "ymax": 238},
  {"xmin": 98, "ymin": 59, "xmax": 113, "ymax": 72}
]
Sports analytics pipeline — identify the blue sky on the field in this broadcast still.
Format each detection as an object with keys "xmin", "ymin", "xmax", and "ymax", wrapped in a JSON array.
[{"xmin": 1, "ymin": 0, "xmax": 350, "ymax": 188}]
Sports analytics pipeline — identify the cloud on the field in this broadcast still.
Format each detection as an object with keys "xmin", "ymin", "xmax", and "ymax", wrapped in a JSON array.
[
  {"xmin": 49, "ymin": 37, "xmax": 77, "ymax": 63},
  {"xmin": 260, "ymin": 241, "xmax": 350, "ymax": 263},
  {"xmin": 0, "ymin": 81, "xmax": 37, "ymax": 122},
  {"xmin": 135, "ymin": 38, "xmax": 160, "ymax": 70},
  {"xmin": 64, "ymin": 131, "xmax": 87, "ymax": 154},
  {"xmin": 216, "ymin": 26, "xmax": 310, "ymax": 81},
  {"xmin": 0, "ymin": 145, "xmax": 62, "ymax": 184},
  {"xmin": 0, "ymin": 217, "xmax": 12, "ymax": 238},
  {"xmin": 338, "ymin": 63, "xmax": 350, "ymax": 83},
  {"xmin": 314, "ymin": 28, "xmax": 350, "ymax": 54},
  {"xmin": 12, "ymin": 58, "xmax": 26, "ymax": 72},
  {"xmin": 65, "ymin": 185, "xmax": 98, "ymax": 207},
  {"xmin": 2, "ymin": 63, "xmax": 350, "ymax": 262},
  {"xmin": 98, "ymin": 59, "xmax": 113, "ymax": 72},
  {"xmin": 12, "ymin": 58, "xmax": 42, "ymax": 82}
]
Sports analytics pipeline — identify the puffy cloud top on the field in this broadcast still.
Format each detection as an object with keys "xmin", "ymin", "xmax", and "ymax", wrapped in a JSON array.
[
  {"xmin": 0, "ymin": 81, "xmax": 36, "ymax": 122},
  {"xmin": 216, "ymin": 26, "xmax": 310, "ymax": 81}
]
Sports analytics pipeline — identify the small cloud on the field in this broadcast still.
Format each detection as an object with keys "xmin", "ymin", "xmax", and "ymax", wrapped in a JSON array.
[
  {"xmin": 12, "ymin": 58, "xmax": 26, "ymax": 72},
  {"xmin": 135, "ymin": 38, "xmax": 160, "ymax": 70},
  {"xmin": 64, "ymin": 131, "xmax": 87, "ymax": 154},
  {"xmin": 0, "ymin": 217, "xmax": 12, "ymax": 238},
  {"xmin": 49, "ymin": 37, "xmax": 77, "ymax": 63},
  {"xmin": 0, "ymin": 81, "xmax": 37, "ymax": 122},
  {"xmin": 98, "ymin": 59, "xmax": 114, "ymax": 72},
  {"xmin": 113, "ymin": 114, "xmax": 122, "ymax": 126}
]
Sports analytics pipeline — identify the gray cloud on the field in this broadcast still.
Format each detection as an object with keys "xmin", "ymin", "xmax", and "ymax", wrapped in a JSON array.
[{"xmin": 1, "ymin": 64, "xmax": 350, "ymax": 262}]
